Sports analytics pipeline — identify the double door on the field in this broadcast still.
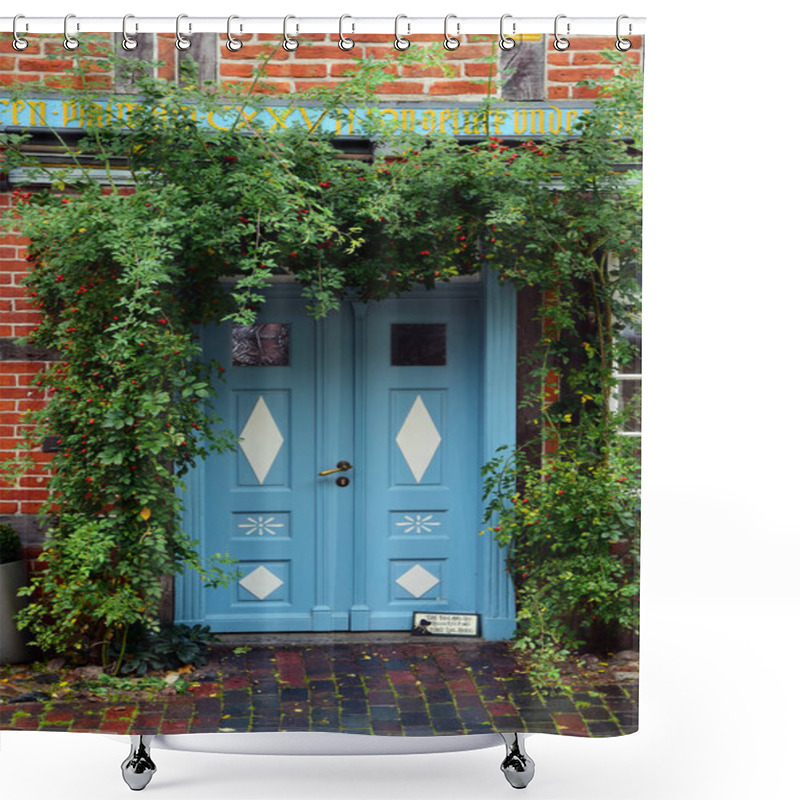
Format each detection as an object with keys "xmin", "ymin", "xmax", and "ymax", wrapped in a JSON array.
[{"xmin": 197, "ymin": 287, "xmax": 483, "ymax": 632}]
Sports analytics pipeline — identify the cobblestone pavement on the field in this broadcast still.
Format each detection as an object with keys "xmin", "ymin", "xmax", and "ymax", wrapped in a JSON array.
[{"xmin": 0, "ymin": 640, "xmax": 638, "ymax": 738}]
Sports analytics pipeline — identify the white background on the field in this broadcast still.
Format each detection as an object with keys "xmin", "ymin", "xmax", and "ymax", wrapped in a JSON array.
[{"xmin": 2, "ymin": 1, "xmax": 799, "ymax": 798}]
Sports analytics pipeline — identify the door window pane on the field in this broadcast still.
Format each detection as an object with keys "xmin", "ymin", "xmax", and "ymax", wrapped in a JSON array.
[
  {"xmin": 232, "ymin": 323, "xmax": 291, "ymax": 366},
  {"xmin": 391, "ymin": 324, "xmax": 447, "ymax": 366}
]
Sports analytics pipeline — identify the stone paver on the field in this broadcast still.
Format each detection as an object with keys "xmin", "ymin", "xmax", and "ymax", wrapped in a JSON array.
[{"xmin": 0, "ymin": 641, "xmax": 637, "ymax": 738}]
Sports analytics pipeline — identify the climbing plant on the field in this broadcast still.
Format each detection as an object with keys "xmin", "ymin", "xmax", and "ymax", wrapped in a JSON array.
[{"xmin": 1, "ymin": 41, "xmax": 642, "ymax": 669}]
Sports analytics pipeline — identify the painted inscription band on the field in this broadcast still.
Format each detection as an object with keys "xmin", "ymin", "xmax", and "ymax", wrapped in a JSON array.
[{"xmin": 1, "ymin": 98, "xmax": 590, "ymax": 138}]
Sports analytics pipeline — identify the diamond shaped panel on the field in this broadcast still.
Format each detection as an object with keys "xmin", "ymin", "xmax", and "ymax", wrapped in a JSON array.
[
  {"xmin": 395, "ymin": 395, "xmax": 441, "ymax": 483},
  {"xmin": 395, "ymin": 564, "xmax": 440, "ymax": 598},
  {"xmin": 239, "ymin": 396, "xmax": 284, "ymax": 484},
  {"xmin": 238, "ymin": 565, "xmax": 284, "ymax": 601}
]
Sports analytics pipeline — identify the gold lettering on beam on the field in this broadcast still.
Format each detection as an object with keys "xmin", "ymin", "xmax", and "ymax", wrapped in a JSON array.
[
  {"xmin": 61, "ymin": 101, "xmax": 81, "ymax": 128},
  {"xmin": 492, "ymin": 110, "xmax": 507, "ymax": 135},
  {"xmin": 421, "ymin": 109, "xmax": 436, "ymax": 135},
  {"xmin": 264, "ymin": 106, "xmax": 293, "ymax": 131},
  {"xmin": 513, "ymin": 110, "xmax": 528, "ymax": 135},
  {"xmin": 439, "ymin": 109, "xmax": 456, "ymax": 134},
  {"xmin": 380, "ymin": 108, "xmax": 399, "ymax": 132},
  {"xmin": 565, "ymin": 109, "xmax": 579, "ymax": 133},
  {"xmin": 297, "ymin": 107, "xmax": 323, "ymax": 131},
  {"xmin": 548, "ymin": 106, "xmax": 562, "ymax": 134},
  {"xmin": 401, "ymin": 108, "xmax": 415, "ymax": 132},
  {"xmin": 206, "ymin": 107, "xmax": 230, "ymax": 131}
]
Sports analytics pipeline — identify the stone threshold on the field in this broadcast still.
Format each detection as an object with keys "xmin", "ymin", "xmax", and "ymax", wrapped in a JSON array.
[{"xmin": 214, "ymin": 632, "xmax": 486, "ymax": 646}]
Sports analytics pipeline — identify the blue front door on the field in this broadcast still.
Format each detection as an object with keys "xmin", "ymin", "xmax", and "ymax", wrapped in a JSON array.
[{"xmin": 189, "ymin": 283, "xmax": 492, "ymax": 633}]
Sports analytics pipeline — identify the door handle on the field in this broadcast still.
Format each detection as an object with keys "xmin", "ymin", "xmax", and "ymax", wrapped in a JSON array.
[{"xmin": 318, "ymin": 460, "xmax": 353, "ymax": 476}]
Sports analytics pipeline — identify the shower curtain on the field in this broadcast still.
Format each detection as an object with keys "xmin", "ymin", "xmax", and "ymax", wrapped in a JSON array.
[{"xmin": 0, "ymin": 20, "xmax": 642, "ymax": 750}]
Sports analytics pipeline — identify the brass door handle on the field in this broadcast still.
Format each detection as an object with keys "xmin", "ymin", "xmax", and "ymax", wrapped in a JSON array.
[{"xmin": 318, "ymin": 460, "xmax": 353, "ymax": 476}]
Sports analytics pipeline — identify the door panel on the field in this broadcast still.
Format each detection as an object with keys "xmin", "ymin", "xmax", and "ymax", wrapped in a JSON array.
[
  {"xmin": 362, "ymin": 296, "xmax": 481, "ymax": 628},
  {"xmin": 200, "ymin": 288, "xmax": 481, "ymax": 632},
  {"xmin": 202, "ymin": 296, "xmax": 319, "ymax": 631}
]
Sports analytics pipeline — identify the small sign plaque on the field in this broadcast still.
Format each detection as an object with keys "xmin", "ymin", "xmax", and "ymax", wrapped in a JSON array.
[{"xmin": 411, "ymin": 612, "xmax": 480, "ymax": 638}]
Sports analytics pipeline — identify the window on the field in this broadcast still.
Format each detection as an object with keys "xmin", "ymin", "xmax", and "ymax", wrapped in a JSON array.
[{"xmin": 113, "ymin": 33, "xmax": 218, "ymax": 92}]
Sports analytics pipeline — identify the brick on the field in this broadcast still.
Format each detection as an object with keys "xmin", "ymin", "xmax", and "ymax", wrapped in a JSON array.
[
  {"xmin": 427, "ymin": 80, "xmax": 488, "ymax": 96},
  {"xmin": 443, "ymin": 44, "xmax": 494, "ymax": 60},
  {"xmin": 363, "ymin": 47, "xmax": 401, "ymax": 60},
  {"xmin": 296, "ymin": 45, "xmax": 365, "ymax": 60},
  {"xmin": 548, "ymin": 52, "xmax": 571, "ymax": 66},
  {"xmin": 548, "ymin": 67, "xmax": 615, "ymax": 83},
  {"xmin": 573, "ymin": 52, "xmax": 604, "ymax": 66},
  {"xmin": 249, "ymin": 81, "xmax": 292, "ymax": 95},
  {"xmin": 548, "ymin": 86, "xmax": 569, "ymax": 99},
  {"xmin": 401, "ymin": 65, "xmax": 449, "ymax": 79},
  {"xmin": 375, "ymin": 82, "xmax": 425, "ymax": 95},
  {"xmin": 291, "ymin": 81, "xmax": 345, "ymax": 92},
  {"xmin": 19, "ymin": 489, "xmax": 49, "ymax": 503},
  {"xmin": 277, "ymin": 63, "xmax": 328, "ymax": 78},
  {"xmin": 573, "ymin": 86, "xmax": 602, "ymax": 99},
  {"xmin": 464, "ymin": 63, "xmax": 492, "ymax": 77},
  {"xmin": 220, "ymin": 63, "xmax": 257, "ymax": 78},
  {"xmin": 328, "ymin": 63, "xmax": 362, "ymax": 78},
  {"xmin": 0, "ymin": 39, "xmax": 40, "ymax": 55}
]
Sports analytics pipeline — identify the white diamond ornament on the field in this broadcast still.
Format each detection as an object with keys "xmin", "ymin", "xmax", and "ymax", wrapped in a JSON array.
[
  {"xmin": 395, "ymin": 396, "xmax": 441, "ymax": 483},
  {"xmin": 240, "ymin": 397, "xmax": 284, "ymax": 483},
  {"xmin": 239, "ymin": 566, "xmax": 284, "ymax": 600},
  {"xmin": 395, "ymin": 564, "xmax": 440, "ymax": 598}
]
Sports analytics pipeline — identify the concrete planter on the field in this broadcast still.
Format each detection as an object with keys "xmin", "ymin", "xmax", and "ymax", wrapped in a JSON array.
[{"xmin": 0, "ymin": 560, "xmax": 33, "ymax": 665}]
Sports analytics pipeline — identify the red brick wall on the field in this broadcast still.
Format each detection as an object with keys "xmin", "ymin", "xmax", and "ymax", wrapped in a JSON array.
[
  {"xmin": 546, "ymin": 36, "xmax": 642, "ymax": 99},
  {"xmin": 0, "ymin": 32, "xmax": 643, "ymax": 534},
  {"xmin": 1, "ymin": 33, "xmax": 642, "ymax": 97}
]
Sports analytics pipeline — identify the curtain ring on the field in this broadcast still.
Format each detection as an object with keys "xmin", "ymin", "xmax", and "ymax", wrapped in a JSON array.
[
  {"xmin": 443, "ymin": 14, "xmax": 460, "ymax": 51},
  {"xmin": 553, "ymin": 14, "xmax": 570, "ymax": 51},
  {"xmin": 338, "ymin": 14, "xmax": 355, "ymax": 51},
  {"xmin": 499, "ymin": 14, "xmax": 515, "ymax": 51},
  {"xmin": 175, "ymin": 14, "xmax": 191, "ymax": 50},
  {"xmin": 121, "ymin": 14, "xmax": 138, "ymax": 51},
  {"xmin": 63, "ymin": 14, "xmax": 79, "ymax": 51},
  {"xmin": 394, "ymin": 15, "xmax": 410, "ymax": 51},
  {"xmin": 616, "ymin": 15, "xmax": 632, "ymax": 52},
  {"xmin": 12, "ymin": 15, "xmax": 29, "ymax": 51},
  {"xmin": 283, "ymin": 15, "xmax": 299, "ymax": 51},
  {"xmin": 226, "ymin": 15, "xmax": 243, "ymax": 52}
]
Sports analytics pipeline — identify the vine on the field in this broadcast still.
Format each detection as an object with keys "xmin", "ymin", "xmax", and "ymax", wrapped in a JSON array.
[{"xmin": 1, "ymin": 42, "xmax": 642, "ymax": 670}]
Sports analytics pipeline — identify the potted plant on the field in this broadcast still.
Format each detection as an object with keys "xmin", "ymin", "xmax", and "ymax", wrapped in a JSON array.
[{"xmin": 0, "ymin": 522, "xmax": 33, "ymax": 664}]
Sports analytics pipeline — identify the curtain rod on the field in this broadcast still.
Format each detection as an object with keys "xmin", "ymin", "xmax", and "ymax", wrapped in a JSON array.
[{"xmin": 0, "ymin": 16, "xmax": 646, "ymax": 37}]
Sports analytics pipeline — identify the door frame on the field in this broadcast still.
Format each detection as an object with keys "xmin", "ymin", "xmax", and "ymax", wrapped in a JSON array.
[{"xmin": 174, "ymin": 269, "xmax": 517, "ymax": 639}]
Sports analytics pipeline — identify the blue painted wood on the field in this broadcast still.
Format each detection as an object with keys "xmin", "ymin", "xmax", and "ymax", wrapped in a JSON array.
[
  {"xmin": 180, "ymin": 279, "xmax": 517, "ymax": 638},
  {"xmin": 479, "ymin": 270, "xmax": 518, "ymax": 639},
  {"xmin": 362, "ymin": 294, "xmax": 481, "ymax": 629},
  {"xmin": 199, "ymin": 295, "xmax": 321, "ymax": 631}
]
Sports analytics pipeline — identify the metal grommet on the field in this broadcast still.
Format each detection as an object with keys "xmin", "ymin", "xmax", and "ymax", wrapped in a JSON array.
[
  {"xmin": 12, "ymin": 15, "xmax": 29, "ymax": 51},
  {"xmin": 175, "ymin": 14, "xmax": 191, "ymax": 51},
  {"xmin": 121, "ymin": 14, "xmax": 138, "ymax": 51},
  {"xmin": 226, "ymin": 15, "xmax": 243, "ymax": 52},
  {"xmin": 63, "ymin": 13, "xmax": 79, "ymax": 51},
  {"xmin": 616, "ymin": 15, "xmax": 632, "ymax": 52},
  {"xmin": 553, "ymin": 14, "xmax": 570, "ymax": 51},
  {"xmin": 338, "ymin": 14, "xmax": 355, "ymax": 51},
  {"xmin": 394, "ymin": 15, "xmax": 410, "ymax": 51},
  {"xmin": 282, "ymin": 15, "xmax": 299, "ymax": 51},
  {"xmin": 499, "ymin": 14, "xmax": 515, "ymax": 51},
  {"xmin": 443, "ymin": 14, "xmax": 460, "ymax": 50}
]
